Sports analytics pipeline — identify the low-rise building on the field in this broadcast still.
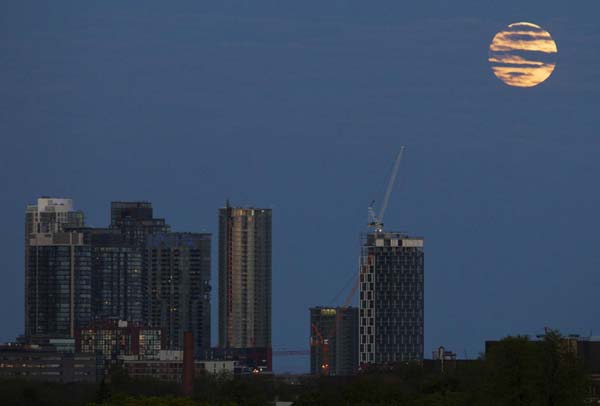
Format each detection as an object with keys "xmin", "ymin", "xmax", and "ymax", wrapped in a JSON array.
[
  {"xmin": 203, "ymin": 347, "xmax": 272, "ymax": 373},
  {"xmin": 75, "ymin": 320, "xmax": 162, "ymax": 360},
  {"xmin": 122, "ymin": 350, "xmax": 241, "ymax": 381},
  {"xmin": 0, "ymin": 342, "xmax": 96, "ymax": 383}
]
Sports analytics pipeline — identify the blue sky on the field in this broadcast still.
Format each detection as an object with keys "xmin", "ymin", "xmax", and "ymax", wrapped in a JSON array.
[{"xmin": 1, "ymin": 1, "xmax": 599, "ymax": 372}]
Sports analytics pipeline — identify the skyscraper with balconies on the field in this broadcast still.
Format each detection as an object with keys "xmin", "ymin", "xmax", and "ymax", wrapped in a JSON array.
[{"xmin": 218, "ymin": 204, "xmax": 272, "ymax": 351}]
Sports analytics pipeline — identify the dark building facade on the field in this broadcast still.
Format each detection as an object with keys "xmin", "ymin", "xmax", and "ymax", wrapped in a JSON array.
[
  {"xmin": 310, "ymin": 306, "xmax": 359, "ymax": 376},
  {"xmin": 86, "ymin": 229, "xmax": 143, "ymax": 323},
  {"xmin": 202, "ymin": 347, "xmax": 272, "ymax": 372},
  {"xmin": 218, "ymin": 204, "xmax": 272, "ymax": 350},
  {"xmin": 578, "ymin": 338, "xmax": 600, "ymax": 375},
  {"xmin": 26, "ymin": 232, "xmax": 92, "ymax": 337},
  {"xmin": 109, "ymin": 201, "xmax": 171, "ymax": 327},
  {"xmin": 25, "ymin": 198, "xmax": 84, "ymax": 336},
  {"xmin": 359, "ymin": 232, "xmax": 424, "ymax": 366},
  {"xmin": 0, "ymin": 343, "xmax": 97, "ymax": 383},
  {"xmin": 110, "ymin": 201, "xmax": 170, "ymax": 247},
  {"xmin": 145, "ymin": 233, "xmax": 211, "ymax": 354},
  {"xmin": 123, "ymin": 356, "xmax": 241, "ymax": 381}
]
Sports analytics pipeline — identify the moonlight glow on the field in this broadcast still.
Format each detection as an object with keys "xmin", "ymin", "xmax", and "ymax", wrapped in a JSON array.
[{"xmin": 489, "ymin": 22, "xmax": 558, "ymax": 88}]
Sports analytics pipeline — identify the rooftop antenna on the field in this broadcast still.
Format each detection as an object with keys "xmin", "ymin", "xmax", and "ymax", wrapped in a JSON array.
[{"xmin": 368, "ymin": 146, "xmax": 405, "ymax": 232}]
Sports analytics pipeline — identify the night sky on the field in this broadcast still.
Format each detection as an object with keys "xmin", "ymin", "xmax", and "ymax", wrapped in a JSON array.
[{"xmin": 1, "ymin": 1, "xmax": 599, "ymax": 372}]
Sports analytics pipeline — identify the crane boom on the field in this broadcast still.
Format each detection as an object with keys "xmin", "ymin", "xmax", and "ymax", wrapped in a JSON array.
[
  {"xmin": 368, "ymin": 146, "xmax": 405, "ymax": 232},
  {"xmin": 378, "ymin": 146, "xmax": 404, "ymax": 224}
]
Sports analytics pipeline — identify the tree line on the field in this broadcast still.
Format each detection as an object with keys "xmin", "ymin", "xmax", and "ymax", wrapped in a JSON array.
[{"xmin": 0, "ymin": 330, "xmax": 592, "ymax": 406}]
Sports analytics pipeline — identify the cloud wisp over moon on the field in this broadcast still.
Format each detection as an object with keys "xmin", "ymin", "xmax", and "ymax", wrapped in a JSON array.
[{"xmin": 489, "ymin": 22, "xmax": 558, "ymax": 88}]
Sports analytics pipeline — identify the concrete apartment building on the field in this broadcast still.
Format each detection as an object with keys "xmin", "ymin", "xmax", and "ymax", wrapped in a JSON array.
[
  {"xmin": 25, "ymin": 198, "xmax": 84, "ymax": 240},
  {"xmin": 359, "ymin": 232, "xmax": 424, "ymax": 366}
]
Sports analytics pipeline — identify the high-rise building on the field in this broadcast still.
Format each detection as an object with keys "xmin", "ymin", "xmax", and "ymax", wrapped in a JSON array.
[
  {"xmin": 26, "ymin": 231, "xmax": 92, "ymax": 337},
  {"xmin": 71, "ymin": 228, "xmax": 144, "ymax": 323},
  {"xmin": 110, "ymin": 202, "xmax": 170, "ymax": 247},
  {"xmin": 25, "ymin": 198, "xmax": 85, "ymax": 239},
  {"xmin": 109, "ymin": 201, "xmax": 170, "ymax": 326},
  {"xmin": 25, "ymin": 198, "xmax": 85, "ymax": 336},
  {"xmin": 359, "ymin": 232, "xmax": 424, "ymax": 366},
  {"xmin": 310, "ymin": 306, "xmax": 359, "ymax": 376},
  {"xmin": 145, "ymin": 233, "xmax": 211, "ymax": 354},
  {"xmin": 218, "ymin": 204, "xmax": 272, "ymax": 350}
]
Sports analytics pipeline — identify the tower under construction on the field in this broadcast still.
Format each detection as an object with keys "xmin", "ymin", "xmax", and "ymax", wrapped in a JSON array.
[
  {"xmin": 310, "ymin": 306, "xmax": 359, "ymax": 376},
  {"xmin": 359, "ymin": 232, "xmax": 424, "ymax": 365}
]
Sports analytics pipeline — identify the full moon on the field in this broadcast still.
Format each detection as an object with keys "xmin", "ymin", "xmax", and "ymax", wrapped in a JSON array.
[{"xmin": 489, "ymin": 22, "xmax": 558, "ymax": 88}]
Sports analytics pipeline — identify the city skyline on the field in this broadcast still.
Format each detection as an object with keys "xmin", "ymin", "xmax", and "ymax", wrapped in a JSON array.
[
  {"xmin": 1, "ymin": 1, "xmax": 599, "ymax": 375},
  {"xmin": 22, "ymin": 198, "xmax": 273, "ymax": 354},
  {"xmin": 25, "ymin": 199, "xmax": 221, "ymax": 352}
]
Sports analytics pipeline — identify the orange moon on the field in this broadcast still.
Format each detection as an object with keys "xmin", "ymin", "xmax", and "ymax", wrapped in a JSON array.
[{"xmin": 488, "ymin": 22, "xmax": 558, "ymax": 88}]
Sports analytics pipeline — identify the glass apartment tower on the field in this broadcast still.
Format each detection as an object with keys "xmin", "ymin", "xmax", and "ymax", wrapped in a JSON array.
[
  {"xmin": 27, "ymin": 232, "xmax": 92, "ymax": 337},
  {"xmin": 359, "ymin": 232, "xmax": 424, "ymax": 366},
  {"xmin": 110, "ymin": 201, "xmax": 170, "ymax": 247},
  {"xmin": 218, "ymin": 204, "xmax": 272, "ymax": 349},
  {"xmin": 76, "ymin": 228, "xmax": 143, "ymax": 323},
  {"xmin": 24, "ymin": 198, "xmax": 85, "ymax": 336},
  {"xmin": 109, "ymin": 201, "xmax": 170, "ymax": 326},
  {"xmin": 145, "ymin": 233, "xmax": 212, "ymax": 354}
]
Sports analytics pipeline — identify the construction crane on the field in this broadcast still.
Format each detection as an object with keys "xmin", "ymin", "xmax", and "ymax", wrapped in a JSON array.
[
  {"xmin": 310, "ymin": 272, "xmax": 362, "ymax": 376},
  {"xmin": 368, "ymin": 146, "xmax": 405, "ymax": 232},
  {"xmin": 310, "ymin": 148, "xmax": 406, "ymax": 376},
  {"xmin": 310, "ymin": 323, "xmax": 330, "ymax": 375}
]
